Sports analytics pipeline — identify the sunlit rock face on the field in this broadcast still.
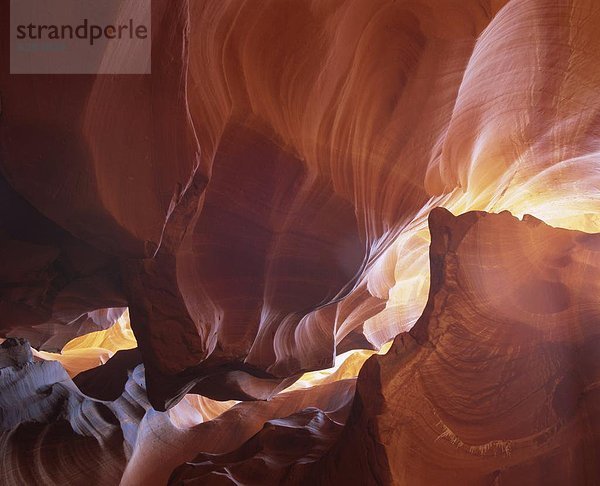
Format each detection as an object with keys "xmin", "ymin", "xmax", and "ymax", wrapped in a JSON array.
[
  {"xmin": 0, "ymin": 0, "xmax": 600, "ymax": 483},
  {"xmin": 3, "ymin": 0, "xmax": 600, "ymax": 407},
  {"xmin": 312, "ymin": 209, "xmax": 600, "ymax": 485},
  {"xmin": 1, "ymin": 212, "xmax": 598, "ymax": 485}
]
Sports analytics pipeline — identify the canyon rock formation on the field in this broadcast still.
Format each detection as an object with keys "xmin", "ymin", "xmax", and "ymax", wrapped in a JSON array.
[
  {"xmin": 310, "ymin": 208, "xmax": 600, "ymax": 485},
  {"xmin": 0, "ymin": 0, "xmax": 599, "ymax": 484}
]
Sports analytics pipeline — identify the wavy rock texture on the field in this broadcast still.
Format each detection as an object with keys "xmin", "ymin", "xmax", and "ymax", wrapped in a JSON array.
[
  {"xmin": 2, "ymin": 0, "xmax": 600, "ymax": 410},
  {"xmin": 4, "ymin": 209, "xmax": 599, "ymax": 485},
  {"xmin": 169, "ymin": 408, "xmax": 344, "ymax": 485},
  {"xmin": 0, "ymin": 337, "xmax": 362, "ymax": 485},
  {"xmin": 0, "ymin": 339, "xmax": 128, "ymax": 485},
  {"xmin": 33, "ymin": 308, "xmax": 136, "ymax": 377},
  {"xmin": 310, "ymin": 208, "xmax": 600, "ymax": 485},
  {"xmin": 0, "ymin": 0, "xmax": 600, "ymax": 484},
  {"xmin": 121, "ymin": 379, "xmax": 357, "ymax": 486}
]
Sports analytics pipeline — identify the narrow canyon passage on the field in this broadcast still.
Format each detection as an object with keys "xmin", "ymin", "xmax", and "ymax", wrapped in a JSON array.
[{"xmin": 1, "ymin": 0, "xmax": 599, "ymax": 484}]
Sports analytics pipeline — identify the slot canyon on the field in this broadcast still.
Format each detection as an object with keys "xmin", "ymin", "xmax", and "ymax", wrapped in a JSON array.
[{"xmin": 0, "ymin": 0, "xmax": 599, "ymax": 484}]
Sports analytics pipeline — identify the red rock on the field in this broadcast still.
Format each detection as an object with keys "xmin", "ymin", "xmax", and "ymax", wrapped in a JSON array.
[{"xmin": 312, "ymin": 209, "xmax": 600, "ymax": 485}]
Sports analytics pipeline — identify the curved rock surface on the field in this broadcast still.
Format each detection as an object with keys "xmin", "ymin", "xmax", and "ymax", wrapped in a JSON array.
[
  {"xmin": 169, "ymin": 408, "xmax": 344, "ymax": 485},
  {"xmin": 1, "ymin": 210, "xmax": 599, "ymax": 484},
  {"xmin": 0, "ymin": 337, "xmax": 359, "ymax": 485},
  {"xmin": 0, "ymin": 339, "xmax": 128, "ymax": 485},
  {"xmin": 2, "ymin": 0, "xmax": 600, "ymax": 410},
  {"xmin": 311, "ymin": 208, "xmax": 600, "ymax": 485},
  {"xmin": 0, "ymin": 0, "xmax": 599, "ymax": 483}
]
